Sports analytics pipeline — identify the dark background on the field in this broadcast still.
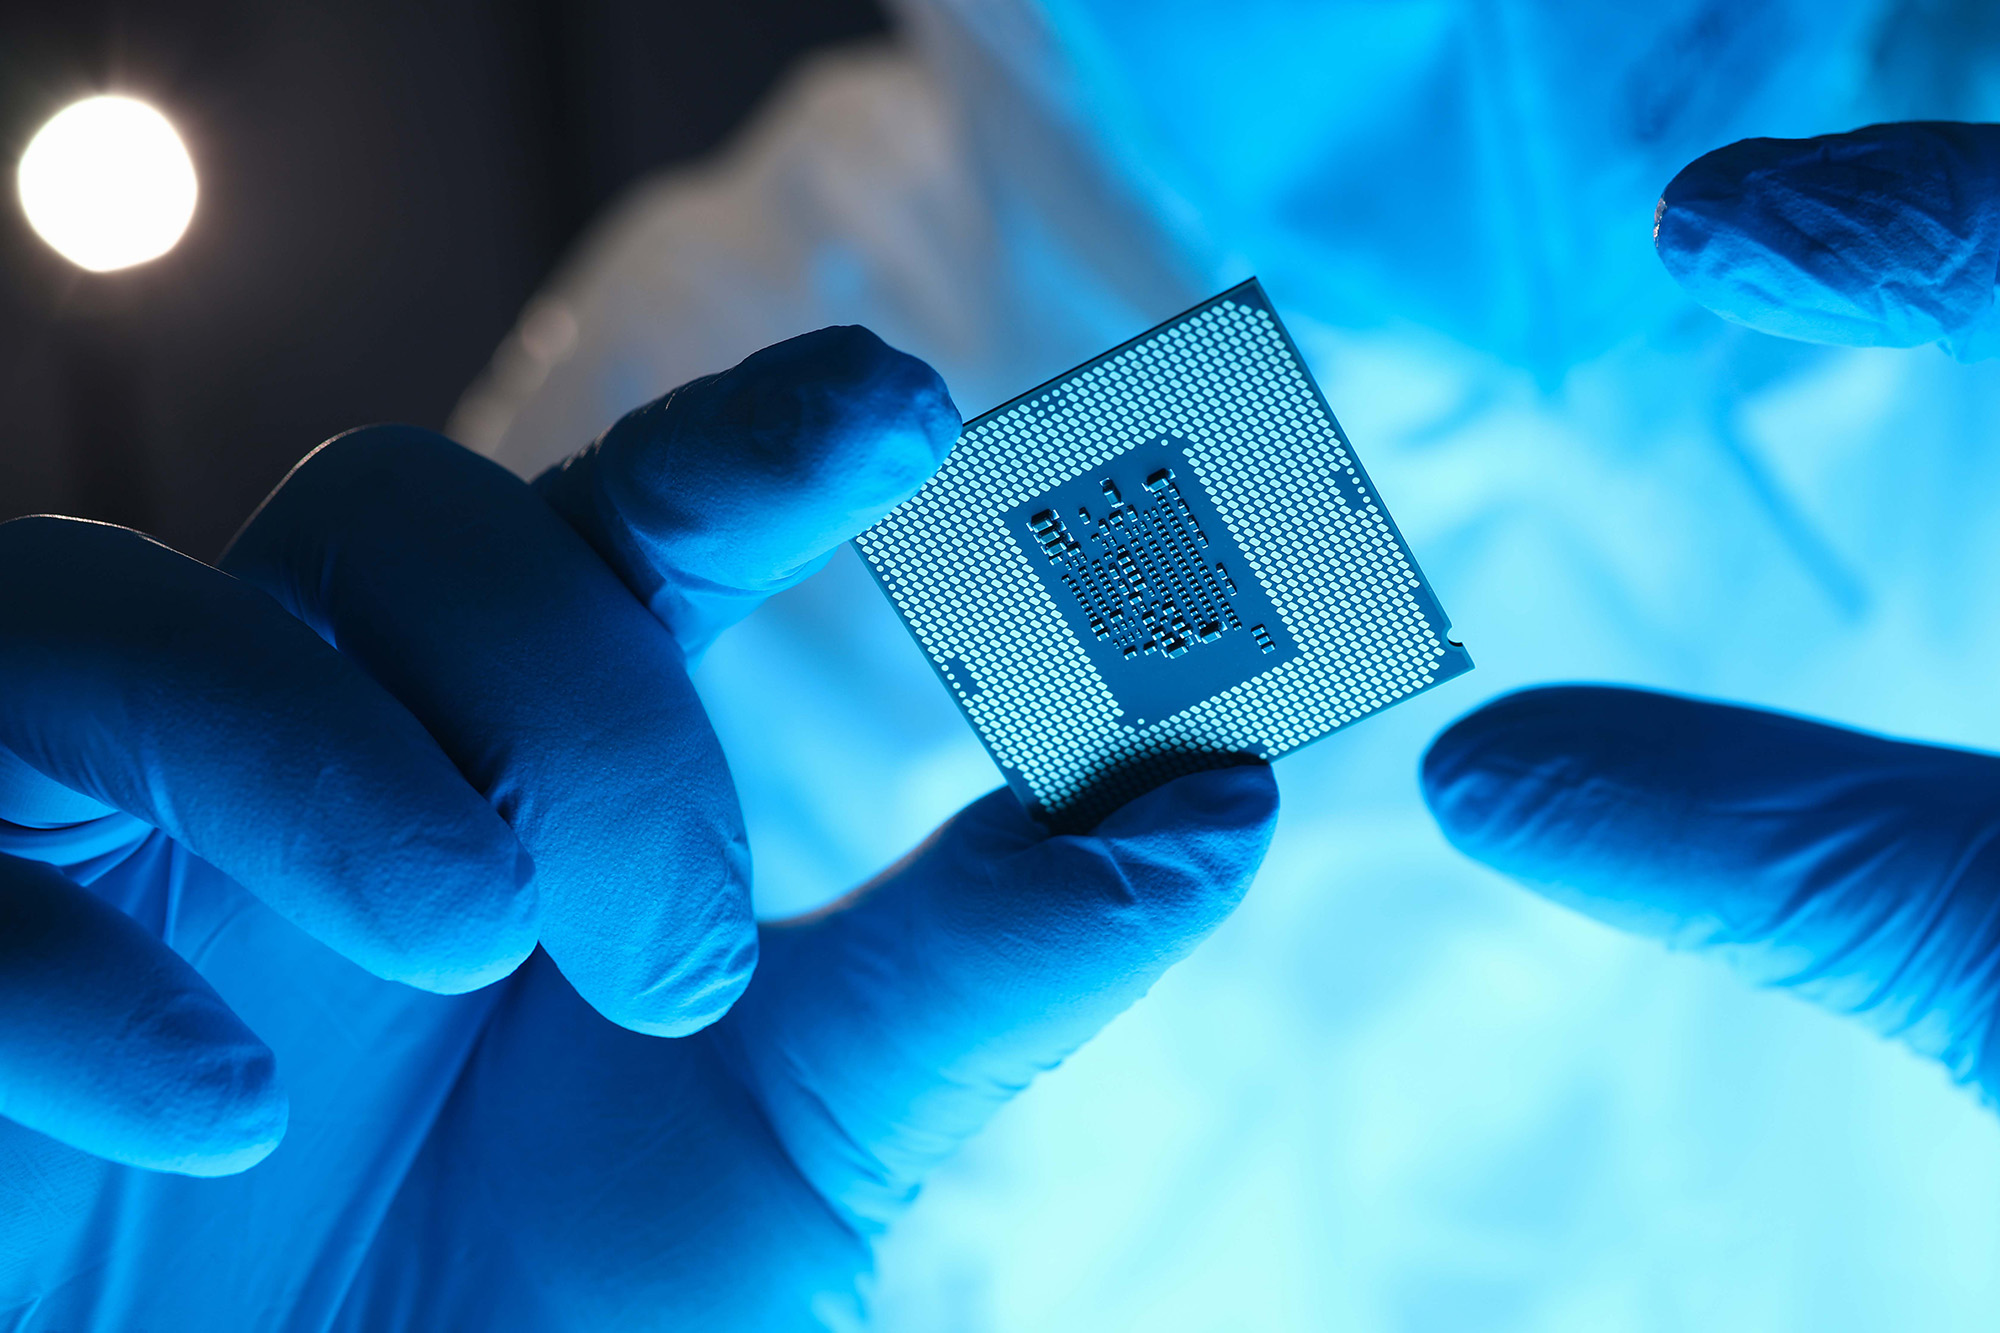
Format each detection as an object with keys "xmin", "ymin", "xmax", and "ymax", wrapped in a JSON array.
[{"xmin": 0, "ymin": 0, "xmax": 888, "ymax": 559}]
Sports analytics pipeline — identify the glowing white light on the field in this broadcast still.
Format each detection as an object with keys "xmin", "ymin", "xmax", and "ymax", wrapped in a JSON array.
[{"xmin": 17, "ymin": 96, "xmax": 198, "ymax": 272}]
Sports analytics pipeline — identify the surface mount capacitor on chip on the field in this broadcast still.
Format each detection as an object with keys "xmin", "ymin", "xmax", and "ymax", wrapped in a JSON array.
[{"xmin": 856, "ymin": 279, "xmax": 1473, "ymax": 832}]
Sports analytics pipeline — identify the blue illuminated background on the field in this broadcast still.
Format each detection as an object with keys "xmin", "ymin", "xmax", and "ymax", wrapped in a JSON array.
[{"xmin": 452, "ymin": 1, "xmax": 2000, "ymax": 1326}]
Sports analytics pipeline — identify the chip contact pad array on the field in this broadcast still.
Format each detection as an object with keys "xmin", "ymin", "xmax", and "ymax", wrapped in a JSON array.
[{"xmin": 856, "ymin": 279, "xmax": 1472, "ymax": 831}]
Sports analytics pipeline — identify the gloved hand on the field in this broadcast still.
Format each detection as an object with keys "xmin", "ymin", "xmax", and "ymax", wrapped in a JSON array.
[
  {"xmin": 1423, "ymin": 122, "xmax": 2000, "ymax": 1106},
  {"xmin": 1, "ymin": 326, "xmax": 1278, "ymax": 1330}
]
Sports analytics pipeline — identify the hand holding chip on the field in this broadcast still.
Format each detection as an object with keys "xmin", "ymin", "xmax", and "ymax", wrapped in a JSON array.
[
  {"xmin": 3, "ymin": 326, "xmax": 1280, "ymax": 1328},
  {"xmin": 318, "ymin": 325, "xmax": 1284, "ymax": 1325},
  {"xmin": 1424, "ymin": 124, "xmax": 2000, "ymax": 1106}
]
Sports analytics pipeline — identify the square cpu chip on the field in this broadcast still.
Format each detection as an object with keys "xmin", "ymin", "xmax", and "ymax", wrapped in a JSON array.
[{"xmin": 856, "ymin": 279, "xmax": 1472, "ymax": 831}]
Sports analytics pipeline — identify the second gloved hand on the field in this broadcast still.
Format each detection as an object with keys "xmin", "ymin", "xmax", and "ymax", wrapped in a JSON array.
[{"xmin": 1417, "ymin": 118, "xmax": 2000, "ymax": 1112}]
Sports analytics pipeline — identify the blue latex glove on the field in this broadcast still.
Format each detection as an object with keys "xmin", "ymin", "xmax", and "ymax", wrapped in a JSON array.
[
  {"xmin": 1424, "ymin": 124, "xmax": 2000, "ymax": 1104},
  {"xmin": 1424, "ymin": 686, "xmax": 2000, "ymax": 1097},
  {"xmin": 1, "ymin": 326, "xmax": 1278, "ymax": 1328},
  {"xmin": 1653, "ymin": 121, "xmax": 2000, "ymax": 360}
]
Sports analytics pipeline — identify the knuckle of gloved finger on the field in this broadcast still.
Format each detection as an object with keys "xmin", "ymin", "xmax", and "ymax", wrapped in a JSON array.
[
  {"xmin": 292, "ymin": 422, "xmax": 470, "ymax": 486},
  {"xmin": 226, "ymin": 424, "xmax": 506, "ymax": 612},
  {"xmin": 0, "ymin": 511, "xmax": 94, "ymax": 552},
  {"xmin": 243, "ymin": 424, "xmax": 488, "ymax": 540},
  {"xmin": 0, "ymin": 511, "xmax": 135, "ymax": 553},
  {"xmin": 0, "ymin": 514, "xmax": 160, "ymax": 617}
]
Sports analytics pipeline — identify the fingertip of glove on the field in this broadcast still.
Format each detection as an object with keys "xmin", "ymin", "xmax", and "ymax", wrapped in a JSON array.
[
  {"xmin": 1088, "ymin": 761, "xmax": 1279, "ymax": 901},
  {"xmin": 787, "ymin": 324, "xmax": 959, "ymax": 423},
  {"xmin": 588, "ymin": 932, "xmax": 759, "ymax": 1038},
  {"xmin": 578, "ymin": 326, "xmax": 961, "ymax": 604},
  {"xmin": 160, "ymin": 1062, "xmax": 290, "ymax": 1177},
  {"xmin": 737, "ymin": 325, "xmax": 961, "ymax": 499},
  {"xmin": 1130, "ymin": 760, "xmax": 1280, "ymax": 836},
  {"xmin": 128, "ymin": 1004, "xmax": 290, "ymax": 1177},
  {"xmin": 1106, "ymin": 758, "xmax": 1275, "ymax": 817},
  {"xmin": 355, "ymin": 830, "xmax": 540, "ymax": 996},
  {"xmin": 1425, "ymin": 684, "xmax": 1597, "ymax": 808},
  {"xmin": 1653, "ymin": 137, "xmax": 1822, "ymax": 337},
  {"xmin": 1422, "ymin": 684, "xmax": 1694, "ymax": 871},
  {"xmin": 1656, "ymin": 124, "xmax": 2000, "ymax": 347}
]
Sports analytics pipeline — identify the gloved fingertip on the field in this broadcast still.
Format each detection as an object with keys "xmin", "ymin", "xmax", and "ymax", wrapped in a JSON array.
[
  {"xmin": 1656, "ymin": 124, "xmax": 2000, "ymax": 348},
  {"xmin": 356, "ymin": 834, "xmax": 540, "ymax": 996},
  {"xmin": 391, "ymin": 936, "xmax": 539, "ymax": 997},
  {"xmin": 1652, "ymin": 137, "xmax": 1862, "ymax": 342},
  {"xmin": 1421, "ymin": 685, "xmax": 1606, "ymax": 853},
  {"xmin": 769, "ymin": 324, "xmax": 962, "ymax": 469},
  {"xmin": 576, "ymin": 923, "xmax": 760, "ymax": 1039},
  {"xmin": 95, "ymin": 990, "xmax": 290, "ymax": 1176},
  {"xmin": 1094, "ymin": 760, "xmax": 1279, "ymax": 842},
  {"xmin": 675, "ymin": 324, "xmax": 960, "ymax": 537},
  {"xmin": 1420, "ymin": 684, "xmax": 1747, "ymax": 898},
  {"xmin": 576, "ymin": 326, "xmax": 961, "ymax": 622},
  {"xmin": 0, "ymin": 852, "xmax": 292, "ymax": 1175},
  {"xmin": 1075, "ymin": 762, "xmax": 1279, "ymax": 925},
  {"xmin": 156, "ymin": 1044, "xmax": 290, "ymax": 1177}
]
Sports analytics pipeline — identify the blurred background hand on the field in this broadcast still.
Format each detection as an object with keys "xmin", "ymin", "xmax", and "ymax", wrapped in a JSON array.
[{"xmin": 1427, "ymin": 120, "xmax": 2000, "ymax": 1107}]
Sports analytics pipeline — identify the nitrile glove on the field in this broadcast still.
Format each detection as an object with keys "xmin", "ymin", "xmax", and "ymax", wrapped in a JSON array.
[
  {"xmin": 1, "ymin": 326, "xmax": 1278, "ymax": 1330},
  {"xmin": 1423, "ymin": 685, "xmax": 2000, "ymax": 1100},
  {"xmin": 1654, "ymin": 120, "xmax": 2000, "ymax": 360},
  {"xmin": 0, "ymin": 515, "xmax": 538, "ymax": 1177},
  {"xmin": 1421, "ymin": 128, "xmax": 2000, "ymax": 1108}
]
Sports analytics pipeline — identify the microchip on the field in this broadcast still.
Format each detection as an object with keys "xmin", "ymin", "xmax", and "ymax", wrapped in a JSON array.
[{"xmin": 856, "ymin": 279, "xmax": 1472, "ymax": 831}]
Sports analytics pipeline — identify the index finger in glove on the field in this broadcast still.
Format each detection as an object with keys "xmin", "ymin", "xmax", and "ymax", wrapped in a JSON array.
[
  {"xmin": 1656, "ymin": 122, "xmax": 2000, "ymax": 357},
  {"xmin": 225, "ymin": 429, "xmax": 753, "ymax": 1038},
  {"xmin": 0, "ymin": 517, "xmax": 534, "ymax": 993},
  {"xmin": 534, "ymin": 325, "xmax": 960, "ymax": 657},
  {"xmin": 1422, "ymin": 685, "xmax": 2000, "ymax": 1090}
]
